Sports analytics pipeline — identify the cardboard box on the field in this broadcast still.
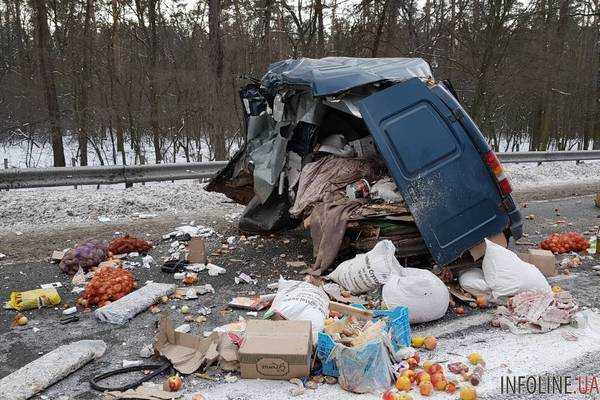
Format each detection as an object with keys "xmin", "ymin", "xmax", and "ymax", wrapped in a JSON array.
[
  {"xmin": 519, "ymin": 249, "xmax": 557, "ymax": 277},
  {"xmin": 469, "ymin": 232, "xmax": 508, "ymax": 261},
  {"xmin": 187, "ymin": 237, "xmax": 207, "ymax": 264},
  {"xmin": 239, "ymin": 320, "xmax": 312, "ymax": 380}
]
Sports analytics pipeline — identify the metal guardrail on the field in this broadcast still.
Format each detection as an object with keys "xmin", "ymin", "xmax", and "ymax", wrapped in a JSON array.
[
  {"xmin": 497, "ymin": 150, "xmax": 600, "ymax": 163},
  {"xmin": 0, "ymin": 161, "xmax": 228, "ymax": 190},
  {"xmin": 1, "ymin": 151, "xmax": 599, "ymax": 190}
]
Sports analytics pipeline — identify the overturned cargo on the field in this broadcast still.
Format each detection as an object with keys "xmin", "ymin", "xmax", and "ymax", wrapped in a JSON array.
[{"xmin": 207, "ymin": 57, "xmax": 522, "ymax": 272}]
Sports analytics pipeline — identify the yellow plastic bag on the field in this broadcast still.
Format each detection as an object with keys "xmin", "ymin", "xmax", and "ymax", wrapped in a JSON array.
[{"xmin": 6, "ymin": 288, "xmax": 61, "ymax": 311}]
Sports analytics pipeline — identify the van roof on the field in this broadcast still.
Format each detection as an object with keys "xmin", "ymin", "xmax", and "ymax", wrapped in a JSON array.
[{"xmin": 261, "ymin": 57, "xmax": 433, "ymax": 97}]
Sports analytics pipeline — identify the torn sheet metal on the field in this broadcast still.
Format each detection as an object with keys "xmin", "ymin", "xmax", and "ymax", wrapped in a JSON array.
[{"xmin": 262, "ymin": 57, "xmax": 433, "ymax": 96}]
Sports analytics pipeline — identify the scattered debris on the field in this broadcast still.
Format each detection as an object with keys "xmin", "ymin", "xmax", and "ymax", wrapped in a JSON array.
[{"xmin": 234, "ymin": 272, "xmax": 256, "ymax": 285}]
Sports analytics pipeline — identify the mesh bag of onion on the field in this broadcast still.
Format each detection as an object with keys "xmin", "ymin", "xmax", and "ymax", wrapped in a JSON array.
[
  {"xmin": 59, "ymin": 239, "xmax": 108, "ymax": 275},
  {"xmin": 79, "ymin": 267, "xmax": 135, "ymax": 307}
]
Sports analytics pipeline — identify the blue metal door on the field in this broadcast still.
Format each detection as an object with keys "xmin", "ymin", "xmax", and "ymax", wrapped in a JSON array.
[{"xmin": 358, "ymin": 78, "xmax": 509, "ymax": 265}]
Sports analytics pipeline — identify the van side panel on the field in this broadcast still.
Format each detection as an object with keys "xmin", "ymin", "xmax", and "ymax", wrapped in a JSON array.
[{"xmin": 358, "ymin": 78, "xmax": 510, "ymax": 265}]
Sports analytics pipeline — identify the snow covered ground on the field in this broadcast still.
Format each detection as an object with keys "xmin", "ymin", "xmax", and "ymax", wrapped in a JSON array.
[{"xmin": 0, "ymin": 161, "xmax": 597, "ymax": 231}]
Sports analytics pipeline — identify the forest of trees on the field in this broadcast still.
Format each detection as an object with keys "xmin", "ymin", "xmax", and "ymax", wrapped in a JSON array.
[{"xmin": 0, "ymin": 0, "xmax": 598, "ymax": 167}]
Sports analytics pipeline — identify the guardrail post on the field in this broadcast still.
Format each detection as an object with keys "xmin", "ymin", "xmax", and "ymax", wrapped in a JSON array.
[{"xmin": 71, "ymin": 158, "xmax": 78, "ymax": 189}]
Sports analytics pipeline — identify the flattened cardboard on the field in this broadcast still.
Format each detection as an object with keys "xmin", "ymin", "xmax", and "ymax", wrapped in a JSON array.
[
  {"xmin": 519, "ymin": 249, "xmax": 557, "ymax": 277},
  {"xmin": 469, "ymin": 232, "xmax": 507, "ymax": 261},
  {"xmin": 154, "ymin": 315, "xmax": 219, "ymax": 374},
  {"xmin": 187, "ymin": 238, "xmax": 207, "ymax": 264},
  {"xmin": 238, "ymin": 320, "xmax": 311, "ymax": 380}
]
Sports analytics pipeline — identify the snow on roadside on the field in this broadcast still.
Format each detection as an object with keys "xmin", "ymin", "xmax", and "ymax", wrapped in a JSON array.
[
  {"xmin": 0, "ymin": 182, "xmax": 243, "ymax": 232},
  {"xmin": 504, "ymin": 161, "xmax": 600, "ymax": 188},
  {"xmin": 0, "ymin": 161, "xmax": 597, "ymax": 231}
]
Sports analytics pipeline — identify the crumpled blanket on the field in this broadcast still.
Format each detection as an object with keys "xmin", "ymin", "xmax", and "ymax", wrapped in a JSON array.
[
  {"xmin": 309, "ymin": 200, "xmax": 364, "ymax": 275},
  {"xmin": 289, "ymin": 156, "xmax": 379, "ymax": 217},
  {"xmin": 493, "ymin": 290, "xmax": 578, "ymax": 334}
]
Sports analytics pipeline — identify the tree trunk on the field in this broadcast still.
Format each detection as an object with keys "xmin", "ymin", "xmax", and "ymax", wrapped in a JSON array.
[
  {"xmin": 148, "ymin": 0, "xmax": 162, "ymax": 163},
  {"xmin": 31, "ymin": 0, "xmax": 65, "ymax": 167},
  {"xmin": 208, "ymin": 0, "xmax": 227, "ymax": 160},
  {"xmin": 77, "ymin": 0, "xmax": 94, "ymax": 166}
]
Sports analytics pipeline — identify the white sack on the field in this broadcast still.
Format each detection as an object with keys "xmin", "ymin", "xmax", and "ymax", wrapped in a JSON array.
[
  {"xmin": 268, "ymin": 277, "xmax": 329, "ymax": 340},
  {"xmin": 0, "ymin": 340, "xmax": 106, "ymax": 400},
  {"xmin": 327, "ymin": 240, "xmax": 403, "ymax": 294},
  {"xmin": 482, "ymin": 239, "xmax": 551, "ymax": 300},
  {"xmin": 95, "ymin": 282, "xmax": 176, "ymax": 324},
  {"xmin": 382, "ymin": 268, "xmax": 449, "ymax": 323},
  {"xmin": 458, "ymin": 267, "xmax": 492, "ymax": 297}
]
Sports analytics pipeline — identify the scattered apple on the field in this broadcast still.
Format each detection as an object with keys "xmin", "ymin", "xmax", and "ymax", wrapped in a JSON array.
[
  {"xmin": 407, "ymin": 357, "xmax": 418, "ymax": 369},
  {"xmin": 164, "ymin": 374, "xmax": 183, "ymax": 392},
  {"xmin": 475, "ymin": 296, "xmax": 488, "ymax": 308},
  {"xmin": 468, "ymin": 353, "xmax": 483, "ymax": 365},
  {"xmin": 160, "ymin": 295, "xmax": 169, "ymax": 303},
  {"xmin": 411, "ymin": 336, "xmax": 425, "ymax": 347},
  {"xmin": 382, "ymin": 389, "xmax": 395, "ymax": 400},
  {"xmin": 416, "ymin": 371, "xmax": 431, "ymax": 384},
  {"xmin": 429, "ymin": 363, "xmax": 443, "ymax": 374},
  {"xmin": 15, "ymin": 314, "xmax": 28, "ymax": 326},
  {"xmin": 460, "ymin": 386, "xmax": 477, "ymax": 400},
  {"xmin": 430, "ymin": 372, "xmax": 444, "ymax": 386},
  {"xmin": 419, "ymin": 381, "xmax": 434, "ymax": 396},
  {"xmin": 402, "ymin": 369, "xmax": 416, "ymax": 383},
  {"xmin": 396, "ymin": 393, "xmax": 413, "ymax": 400},
  {"xmin": 180, "ymin": 305, "xmax": 190, "ymax": 314},
  {"xmin": 454, "ymin": 307, "xmax": 465, "ymax": 315},
  {"xmin": 423, "ymin": 336, "xmax": 437, "ymax": 350},
  {"xmin": 434, "ymin": 378, "xmax": 448, "ymax": 391},
  {"xmin": 412, "ymin": 352, "xmax": 420, "ymax": 364},
  {"xmin": 395, "ymin": 375, "xmax": 412, "ymax": 391},
  {"xmin": 552, "ymin": 285, "xmax": 562, "ymax": 293},
  {"xmin": 422, "ymin": 360, "xmax": 433, "ymax": 373},
  {"xmin": 446, "ymin": 381, "xmax": 457, "ymax": 393}
]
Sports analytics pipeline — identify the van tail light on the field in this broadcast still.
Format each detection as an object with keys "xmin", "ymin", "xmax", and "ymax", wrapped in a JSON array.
[{"xmin": 483, "ymin": 150, "xmax": 512, "ymax": 196}]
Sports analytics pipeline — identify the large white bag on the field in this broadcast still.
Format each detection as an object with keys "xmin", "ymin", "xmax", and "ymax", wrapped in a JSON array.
[
  {"xmin": 482, "ymin": 239, "xmax": 551, "ymax": 300},
  {"xmin": 268, "ymin": 277, "xmax": 330, "ymax": 340},
  {"xmin": 327, "ymin": 240, "xmax": 403, "ymax": 294},
  {"xmin": 382, "ymin": 268, "xmax": 449, "ymax": 323},
  {"xmin": 458, "ymin": 268, "xmax": 492, "ymax": 297}
]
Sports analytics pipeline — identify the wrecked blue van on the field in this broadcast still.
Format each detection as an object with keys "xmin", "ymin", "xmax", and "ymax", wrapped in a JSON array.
[{"xmin": 207, "ymin": 57, "xmax": 523, "ymax": 270}]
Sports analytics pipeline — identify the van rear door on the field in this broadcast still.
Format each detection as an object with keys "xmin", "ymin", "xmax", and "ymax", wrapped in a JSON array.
[{"xmin": 358, "ymin": 78, "xmax": 510, "ymax": 265}]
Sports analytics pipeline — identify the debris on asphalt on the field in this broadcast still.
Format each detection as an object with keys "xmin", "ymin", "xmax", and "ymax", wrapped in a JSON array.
[
  {"xmin": 206, "ymin": 263, "xmax": 226, "ymax": 276},
  {"xmin": 62, "ymin": 306, "xmax": 77, "ymax": 315},
  {"xmin": 187, "ymin": 237, "xmax": 208, "ymax": 264},
  {"xmin": 95, "ymin": 282, "xmax": 176, "ymax": 325},
  {"xmin": 518, "ymin": 248, "xmax": 557, "ymax": 276},
  {"xmin": 228, "ymin": 294, "xmax": 274, "ymax": 310},
  {"xmin": 493, "ymin": 290, "xmax": 579, "ymax": 333},
  {"xmin": 40, "ymin": 282, "xmax": 62, "ymax": 289},
  {"xmin": 154, "ymin": 316, "xmax": 220, "ymax": 374},
  {"xmin": 0, "ymin": 340, "xmax": 106, "ymax": 400},
  {"xmin": 50, "ymin": 250, "xmax": 65, "ymax": 263},
  {"xmin": 142, "ymin": 255, "xmax": 155, "ymax": 268},
  {"xmin": 234, "ymin": 272, "xmax": 256, "ymax": 285},
  {"xmin": 5, "ymin": 287, "xmax": 61, "ymax": 311}
]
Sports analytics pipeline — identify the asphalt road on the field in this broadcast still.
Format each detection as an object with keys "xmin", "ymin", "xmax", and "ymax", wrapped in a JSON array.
[{"xmin": 0, "ymin": 192, "xmax": 599, "ymax": 399}]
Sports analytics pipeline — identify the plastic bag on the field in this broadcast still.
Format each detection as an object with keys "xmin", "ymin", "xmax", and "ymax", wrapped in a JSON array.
[
  {"xmin": 328, "ymin": 335, "xmax": 395, "ymax": 393},
  {"xmin": 458, "ymin": 267, "xmax": 492, "ymax": 297},
  {"xmin": 482, "ymin": 239, "xmax": 551, "ymax": 300},
  {"xmin": 6, "ymin": 288, "xmax": 61, "ymax": 311},
  {"xmin": 382, "ymin": 268, "xmax": 449, "ymax": 323},
  {"xmin": 328, "ymin": 240, "xmax": 403, "ymax": 294},
  {"xmin": 267, "ymin": 277, "xmax": 329, "ymax": 340},
  {"xmin": 60, "ymin": 239, "xmax": 108, "ymax": 275}
]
